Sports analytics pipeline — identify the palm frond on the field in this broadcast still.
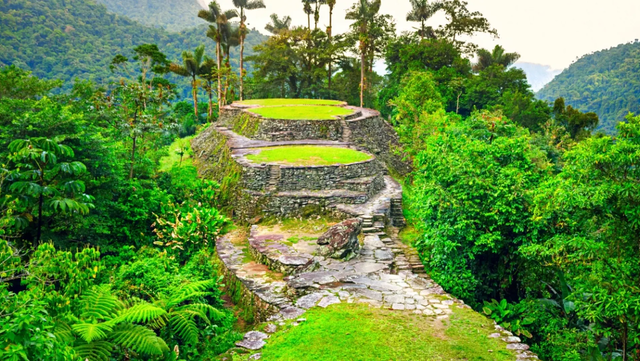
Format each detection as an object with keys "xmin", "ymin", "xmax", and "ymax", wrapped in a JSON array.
[{"xmin": 54, "ymin": 321, "xmax": 75, "ymax": 344}]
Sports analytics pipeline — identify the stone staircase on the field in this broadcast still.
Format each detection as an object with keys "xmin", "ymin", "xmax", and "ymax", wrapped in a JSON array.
[{"xmin": 267, "ymin": 165, "xmax": 280, "ymax": 192}]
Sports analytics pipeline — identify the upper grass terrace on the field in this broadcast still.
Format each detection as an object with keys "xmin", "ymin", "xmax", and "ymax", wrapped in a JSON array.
[
  {"xmin": 249, "ymin": 105, "xmax": 354, "ymax": 120},
  {"xmin": 237, "ymin": 98, "xmax": 345, "ymax": 106}
]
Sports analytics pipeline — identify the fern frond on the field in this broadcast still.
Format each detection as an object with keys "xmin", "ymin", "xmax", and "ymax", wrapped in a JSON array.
[
  {"xmin": 74, "ymin": 340, "xmax": 114, "ymax": 361},
  {"xmin": 111, "ymin": 303, "xmax": 167, "ymax": 325},
  {"xmin": 110, "ymin": 324, "xmax": 169, "ymax": 356},
  {"xmin": 54, "ymin": 320, "xmax": 75, "ymax": 344},
  {"xmin": 168, "ymin": 311, "xmax": 200, "ymax": 345},
  {"xmin": 72, "ymin": 322, "xmax": 113, "ymax": 343},
  {"xmin": 167, "ymin": 279, "xmax": 217, "ymax": 307},
  {"xmin": 180, "ymin": 302, "xmax": 226, "ymax": 323},
  {"xmin": 80, "ymin": 284, "xmax": 121, "ymax": 319}
]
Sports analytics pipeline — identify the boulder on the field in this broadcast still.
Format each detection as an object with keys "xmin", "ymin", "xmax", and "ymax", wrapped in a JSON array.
[{"xmin": 317, "ymin": 218, "xmax": 362, "ymax": 259}]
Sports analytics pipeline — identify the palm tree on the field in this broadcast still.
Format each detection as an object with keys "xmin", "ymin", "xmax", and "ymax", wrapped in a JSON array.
[
  {"xmin": 198, "ymin": 56, "xmax": 218, "ymax": 119},
  {"xmin": 326, "ymin": 0, "xmax": 336, "ymax": 94},
  {"xmin": 473, "ymin": 45, "xmax": 520, "ymax": 72},
  {"xmin": 406, "ymin": 0, "xmax": 442, "ymax": 41},
  {"xmin": 198, "ymin": 1, "xmax": 238, "ymax": 112},
  {"xmin": 232, "ymin": 0, "xmax": 266, "ymax": 101},
  {"xmin": 264, "ymin": 13, "xmax": 292, "ymax": 35},
  {"xmin": 346, "ymin": 0, "xmax": 381, "ymax": 107},
  {"xmin": 302, "ymin": 0, "xmax": 313, "ymax": 30},
  {"xmin": 313, "ymin": 0, "xmax": 324, "ymax": 30},
  {"xmin": 169, "ymin": 45, "xmax": 205, "ymax": 118},
  {"xmin": 220, "ymin": 23, "xmax": 241, "ymax": 105}
]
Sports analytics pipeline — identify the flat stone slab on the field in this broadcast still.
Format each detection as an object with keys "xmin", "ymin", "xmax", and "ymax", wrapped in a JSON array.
[
  {"xmin": 296, "ymin": 293, "xmax": 326, "ymax": 309},
  {"xmin": 236, "ymin": 331, "xmax": 268, "ymax": 350}
]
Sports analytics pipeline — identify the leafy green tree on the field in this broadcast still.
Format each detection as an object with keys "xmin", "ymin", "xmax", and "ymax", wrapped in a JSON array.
[
  {"xmin": 437, "ymin": 0, "xmax": 498, "ymax": 54},
  {"xmin": 198, "ymin": 1, "xmax": 238, "ymax": 112},
  {"xmin": 406, "ymin": 0, "xmax": 442, "ymax": 41},
  {"xmin": 199, "ymin": 56, "xmax": 219, "ymax": 119},
  {"xmin": 473, "ymin": 45, "xmax": 520, "ymax": 72},
  {"xmin": 461, "ymin": 64, "xmax": 530, "ymax": 115},
  {"xmin": 524, "ymin": 114, "xmax": 640, "ymax": 359},
  {"xmin": 0, "ymin": 66, "xmax": 62, "ymax": 99},
  {"xmin": 170, "ymin": 45, "xmax": 206, "ymax": 118},
  {"xmin": 232, "ymin": 0, "xmax": 266, "ymax": 101},
  {"xmin": 7, "ymin": 138, "xmax": 92, "ymax": 245},
  {"xmin": 552, "ymin": 97, "xmax": 599, "ymax": 140}
]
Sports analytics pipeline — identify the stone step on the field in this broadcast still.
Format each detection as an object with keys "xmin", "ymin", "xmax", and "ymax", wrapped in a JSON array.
[
  {"xmin": 248, "ymin": 227, "xmax": 318, "ymax": 276},
  {"xmin": 362, "ymin": 227, "xmax": 378, "ymax": 234}
]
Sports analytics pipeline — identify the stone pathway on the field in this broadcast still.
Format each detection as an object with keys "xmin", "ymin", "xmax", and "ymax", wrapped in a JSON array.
[{"xmin": 218, "ymin": 226, "xmax": 538, "ymax": 360}]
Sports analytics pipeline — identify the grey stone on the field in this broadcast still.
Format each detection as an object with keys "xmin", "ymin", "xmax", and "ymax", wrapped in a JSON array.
[
  {"xmin": 385, "ymin": 294, "xmax": 405, "ymax": 304},
  {"xmin": 504, "ymin": 336, "xmax": 522, "ymax": 343},
  {"xmin": 236, "ymin": 331, "xmax": 268, "ymax": 350},
  {"xmin": 374, "ymin": 249, "xmax": 394, "ymax": 260},
  {"xmin": 264, "ymin": 324, "xmax": 277, "ymax": 333},
  {"xmin": 352, "ymin": 288, "xmax": 383, "ymax": 301},
  {"xmin": 392, "ymin": 303, "xmax": 405, "ymax": 310},
  {"xmin": 317, "ymin": 218, "xmax": 362, "ymax": 259},
  {"xmin": 507, "ymin": 344, "xmax": 530, "ymax": 351},
  {"xmin": 249, "ymin": 353, "xmax": 261, "ymax": 360},
  {"xmin": 488, "ymin": 333, "xmax": 501, "ymax": 338},
  {"xmin": 318, "ymin": 295, "xmax": 341, "ymax": 308},
  {"xmin": 353, "ymin": 262, "xmax": 387, "ymax": 274},
  {"xmin": 280, "ymin": 307, "xmax": 305, "ymax": 320},
  {"xmin": 296, "ymin": 293, "xmax": 324, "ymax": 309}
]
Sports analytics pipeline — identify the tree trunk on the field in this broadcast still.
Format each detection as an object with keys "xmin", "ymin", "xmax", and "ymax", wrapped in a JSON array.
[
  {"xmin": 192, "ymin": 77, "xmax": 198, "ymax": 118},
  {"xmin": 307, "ymin": 14, "xmax": 310, "ymax": 30},
  {"xmin": 360, "ymin": 44, "xmax": 365, "ymax": 107},
  {"xmin": 129, "ymin": 135, "xmax": 137, "ymax": 179},
  {"xmin": 208, "ymin": 84, "xmax": 213, "ymax": 121},
  {"xmin": 240, "ymin": 35, "xmax": 245, "ymax": 101},
  {"xmin": 240, "ymin": 9, "xmax": 245, "ymax": 101},
  {"xmin": 327, "ymin": 6, "xmax": 333, "ymax": 96},
  {"xmin": 36, "ymin": 192, "xmax": 43, "ymax": 245},
  {"xmin": 216, "ymin": 37, "xmax": 222, "ymax": 113}
]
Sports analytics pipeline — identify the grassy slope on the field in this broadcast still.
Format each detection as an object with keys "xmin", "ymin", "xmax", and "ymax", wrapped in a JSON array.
[
  {"xmin": 254, "ymin": 303, "xmax": 516, "ymax": 361},
  {"xmin": 250, "ymin": 105, "xmax": 353, "ymax": 120},
  {"xmin": 245, "ymin": 146, "xmax": 372, "ymax": 166},
  {"xmin": 239, "ymin": 99, "xmax": 345, "ymax": 106}
]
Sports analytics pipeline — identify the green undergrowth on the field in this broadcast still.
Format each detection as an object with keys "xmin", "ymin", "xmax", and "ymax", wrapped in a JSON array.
[
  {"xmin": 261, "ymin": 215, "xmax": 341, "ymax": 233},
  {"xmin": 246, "ymin": 145, "xmax": 372, "ymax": 166},
  {"xmin": 238, "ymin": 98, "xmax": 344, "ymax": 106},
  {"xmin": 158, "ymin": 135, "xmax": 194, "ymax": 172},
  {"xmin": 233, "ymin": 303, "xmax": 516, "ymax": 360},
  {"xmin": 250, "ymin": 105, "xmax": 353, "ymax": 120}
]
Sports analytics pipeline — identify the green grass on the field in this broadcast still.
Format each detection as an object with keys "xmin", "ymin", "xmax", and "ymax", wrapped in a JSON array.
[
  {"xmin": 238, "ymin": 98, "xmax": 344, "ymax": 106},
  {"xmin": 246, "ymin": 146, "xmax": 372, "ymax": 166},
  {"xmin": 158, "ymin": 136, "xmax": 193, "ymax": 172},
  {"xmin": 250, "ymin": 105, "xmax": 353, "ymax": 120},
  {"xmin": 253, "ymin": 303, "xmax": 516, "ymax": 361}
]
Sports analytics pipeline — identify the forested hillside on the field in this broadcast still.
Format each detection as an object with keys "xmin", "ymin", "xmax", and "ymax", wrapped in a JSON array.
[
  {"xmin": 95, "ymin": 0, "xmax": 204, "ymax": 31},
  {"xmin": 537, "ymin": 41, "xmax": 640, "ymax": 133},
  {"xmin": 0, "ymin": 0, "xmax": 267, "ymax": 94}
]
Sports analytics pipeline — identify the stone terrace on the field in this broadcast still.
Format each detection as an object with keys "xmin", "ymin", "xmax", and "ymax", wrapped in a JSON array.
[{"xmin": 194, "ymin": 100, "xmax": 537, "ymax": 360}]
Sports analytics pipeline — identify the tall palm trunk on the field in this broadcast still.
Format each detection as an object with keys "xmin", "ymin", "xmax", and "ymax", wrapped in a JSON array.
[
  {"xmin": 192, "ymin": 76, "xmax": 199, "ymax": 117},
  {"xmin": 239, "ymin": 8, "xmax": 245, "ymax": 101},
  {"xmin": 360, "ymin": 43, "xmax": 365, "ymax": 107},
  {"xmin": 207, "ymin": 81, "xmax": 214, "ymax": 119},
  {"xmin": 327, "ymin": 5, "xmax": 333, "ymax": 95},
  {"xmin": 216, "ymin": 39, "xmax": 222, "ymax": 112}
]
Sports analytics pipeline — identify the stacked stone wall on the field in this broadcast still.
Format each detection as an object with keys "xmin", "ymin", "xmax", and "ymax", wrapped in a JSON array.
[{"xmin": 276, "ymin": 159, "xmax": 380, "ymax": 191}]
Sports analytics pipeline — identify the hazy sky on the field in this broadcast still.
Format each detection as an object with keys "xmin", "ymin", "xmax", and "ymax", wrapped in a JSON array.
[{"xmin": 199, "ymin": 0, "xmax": 640, "ymax": 70}]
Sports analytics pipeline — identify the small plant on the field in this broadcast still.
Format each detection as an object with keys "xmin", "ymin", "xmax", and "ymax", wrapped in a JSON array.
[{"xmin": 482, "ymin": 299, "xmax": 533, "ymax": 338}]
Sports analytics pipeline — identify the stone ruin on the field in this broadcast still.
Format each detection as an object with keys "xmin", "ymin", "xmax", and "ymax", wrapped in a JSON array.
[{"xmin": 191, "ymin": 100, "xmax": 538, "ymax": 360}]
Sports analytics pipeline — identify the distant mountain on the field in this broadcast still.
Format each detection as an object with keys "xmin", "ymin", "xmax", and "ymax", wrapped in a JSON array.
[
  {"xmin": 513, "ymin": 62, "xmax": 562, "ymax": 92},
  {"xmin": 94, "ymin": 0, "xmax": 205, "ymax": 32},
  {"xmin": 537, "ymin": 41, "xmax": 640, "ymax": 134},
  {"xmin": 0, "ymin": 0, "xmax": 268, "ymax": 97}
]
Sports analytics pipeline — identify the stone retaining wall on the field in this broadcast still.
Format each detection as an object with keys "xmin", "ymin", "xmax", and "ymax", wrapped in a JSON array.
[{"xmin": 346, "ymin": 114, "xmax": 412, "ymax": 176}]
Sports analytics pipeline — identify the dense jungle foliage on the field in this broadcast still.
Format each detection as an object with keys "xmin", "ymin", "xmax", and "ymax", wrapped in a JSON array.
[
  {"xmin": 538, "ymin": 40, "xmax": 640, "ymax": 134},
  {"xmin": 0, "ymin": 0, "xmax": 267, "ymax": 97},
  {"xmin": 95, "ymin": 0, "xmax": 205, "ymax": 31},
  {"xmin": 1, "ymin": 0, "xmax": 639, "ymax": 360}
]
